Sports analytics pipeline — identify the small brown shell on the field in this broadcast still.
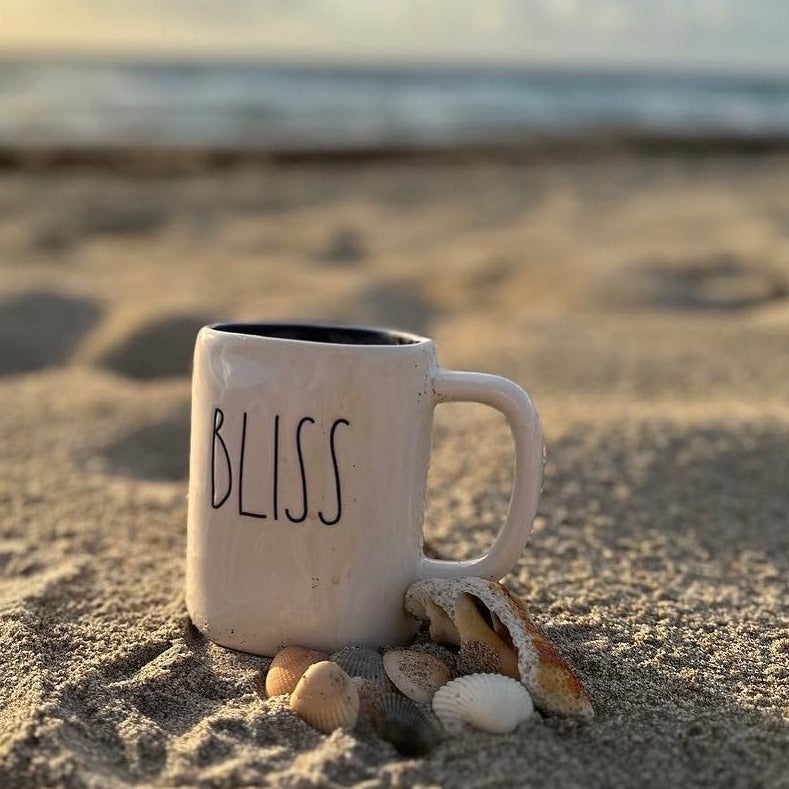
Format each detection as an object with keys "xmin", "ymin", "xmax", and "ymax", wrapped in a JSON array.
[
  {"xmin": 290, "ymin": 661, "xmax": 360, "ymax": 734},
  {"xmin": 408, "ymin": 642, "xmax": 458, "ymax": 677},
  {"xmin": 265, "ymin": 646, "xmax": 329, "ymax": 698},
  {"xmin": 383, "ymin": 649, "xmax": 451, "ymax": 704}
]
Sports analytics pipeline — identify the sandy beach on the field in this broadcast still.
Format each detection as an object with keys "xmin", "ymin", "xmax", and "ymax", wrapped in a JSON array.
[{"xmin": 0, "ymin": 147, "xmax": 787, "ymax": 787}]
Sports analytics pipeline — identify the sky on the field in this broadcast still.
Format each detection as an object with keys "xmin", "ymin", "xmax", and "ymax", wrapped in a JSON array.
[{"xmin": 2, "ymin": 0, "xmax": 789, "ymax": 74}]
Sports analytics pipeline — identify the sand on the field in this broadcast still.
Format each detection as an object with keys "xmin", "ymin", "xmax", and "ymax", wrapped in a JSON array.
[{"xmin": 0, "ymin": 149, "xmax": 787, "ymax": 787}]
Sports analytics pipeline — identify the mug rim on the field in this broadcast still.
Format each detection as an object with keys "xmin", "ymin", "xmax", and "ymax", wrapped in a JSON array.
[{"xmin": 206, "ymin": 321, "xmax": 431, "ymax": 348}]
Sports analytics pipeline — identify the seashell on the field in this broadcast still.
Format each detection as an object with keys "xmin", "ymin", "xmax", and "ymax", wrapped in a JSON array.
[
  {"xmin": 289, "ymin": 661, "xmax": 360, "ymax": 734},
  {"xmin": 454, "ymin": 593, "xmax": 519, "ymax": 679},
  {"xmin": 457, "ymin": 640, "xmax": 503, "ymax": 677},
  {"xmin": 432, "ymin": 673, "xmax": 533, "ymax": 734},
  {"xmin": 491, "ymin": 611, "xmax": 513, "ymax": 645},
  {"xmin": 405, "ymin": 577, "xmax": 594, "ymax": 720},
  {"xmin": 265, "ymin": 645, "xmax": 329, "ymax": 698},
  {"xmin": 374, "ymin": 691, "xmax": 443, "ymax": 757},
  {"xmin": 330, "ymin": 645, "xmax": 389, "ymax": 686},
  {"xmin": 424, "ymin": 599, "xmax": 460, "ymax": 646},
  {"xmin": 352, "ymin": 676, "xmax": 387, "ymax": 720},
  {"xmin": 383, "ymin": 649, "xmax": 451, "ymax": 704},
  {"xmin": 408, "ymin": 642, "xmax": 458, "ymax": 677}
]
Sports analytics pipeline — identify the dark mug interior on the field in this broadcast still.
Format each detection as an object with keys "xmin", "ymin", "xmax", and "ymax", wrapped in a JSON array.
[{"xmin": 211, "ymin": 322, "xmax": 423, "ymax": 346}]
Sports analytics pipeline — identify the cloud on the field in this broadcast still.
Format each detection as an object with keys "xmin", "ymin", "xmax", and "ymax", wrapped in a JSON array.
[{"xmin": 1, "ymin": 0, "xmax": 787, "ymax": 72}]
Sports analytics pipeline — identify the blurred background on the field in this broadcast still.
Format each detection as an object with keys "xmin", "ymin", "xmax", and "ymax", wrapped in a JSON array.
[
  {"xmin": 2, "ymin": 1, "xmax": 789, "ymax": 148},
  {"xmin": 0, "ymin": 1, "xmax": 788, "ymax": 479}
]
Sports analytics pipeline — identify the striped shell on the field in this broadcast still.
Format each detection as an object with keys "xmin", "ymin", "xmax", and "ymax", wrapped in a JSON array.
[
  {"xmin": 352, "ymin": 676, "xmax": 388, "ymax": 720},
  {"xmin": 289, "ymin": 661, "xmax": 360, "ymax": 734},
  {"xmin": 265, "ymin": 645, "xmax": 329, "ymax": 698},
  {"xmin": 374, "ymin": 692, "xmax": 443, "ymax": 756},
  {"xmin": 330, "ymin": 645, "xmax": 389, "ymax": 685},
  {"xmin": 432, "ymin": 673, "xmax": 533, "ymax": 734},
  {"xmin": 383, "ymin": 649, "xmax": 451, "ymax": 704}
]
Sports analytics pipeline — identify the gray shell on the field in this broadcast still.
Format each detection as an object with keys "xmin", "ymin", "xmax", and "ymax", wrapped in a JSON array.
[
  {"xmin": 330, "ymin": 645, "xmax": 389, "ymax": 686},
  {"xmin": 375, "ymin": 692, "xmax": 443, "ymax": 757}
]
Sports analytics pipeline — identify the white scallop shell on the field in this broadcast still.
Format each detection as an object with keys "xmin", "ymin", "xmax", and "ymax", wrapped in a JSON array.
[{"xmin": 431, "ymin": 674, "xmax": 533, "ymax": 734}]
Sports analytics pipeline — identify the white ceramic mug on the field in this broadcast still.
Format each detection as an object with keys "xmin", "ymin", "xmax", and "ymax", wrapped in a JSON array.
[{"xmin": 186, "ymin": 322, "xmax": 542, "ymax": 656}]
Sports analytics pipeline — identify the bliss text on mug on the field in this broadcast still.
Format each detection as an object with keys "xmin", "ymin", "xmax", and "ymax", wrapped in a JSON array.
[{"xmin": 210, "ymin": 406, "xmax": 351, "ymax": 526}]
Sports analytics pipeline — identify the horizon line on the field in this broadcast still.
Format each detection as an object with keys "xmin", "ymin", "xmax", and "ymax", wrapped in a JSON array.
[{"xmin": 1, "ymin": 48, "xmax": 788, "ymax": 82}]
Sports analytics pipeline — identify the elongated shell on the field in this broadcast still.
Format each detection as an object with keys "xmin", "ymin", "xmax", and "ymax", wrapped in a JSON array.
[
  {"xmin": 454, "ymin": 593, "xmax": 519, "ymax": 679},
  {"xmin": 424, "ymin": 599, "xmax": 460, "ymax": 646},
  {"xmin": 432, "ymin": 673, "xmax": 533, "ymax": 734},
  {"xmin": 374, "ymin": 692, "xmax": 443, "ymax": 756},
  {"xmin": 383, "ymin": 649, "xmax": 451, "ymax": 704},
  {"xmin": 405, "ymin": 577, "xmax": 594, "ymax": 720},
  {"xmin": 290, "ymin": 661, "xmax": 360, "ymax": 734},
  {"xmin": 265, "ymin": 646, "xmax": 329, "ymax": 698}
]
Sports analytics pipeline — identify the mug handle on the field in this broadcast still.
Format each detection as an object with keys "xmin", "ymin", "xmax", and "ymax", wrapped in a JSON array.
[{"xmin": 419, "ymin": 369, "xmax": 543, "ymax": 581}]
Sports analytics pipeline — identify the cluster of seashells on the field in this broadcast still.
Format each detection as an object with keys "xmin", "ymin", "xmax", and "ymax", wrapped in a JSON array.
[
  {"xmin": 405, "ymin": 576, "xmax": 594, "ymax": 721},
  {"xmin": 263, "ymin": 577, "xmax": 592, "ymax": 757},
  {"xmin": 264, "ymin": 643, "xmax": 446, "ymax": 755}
]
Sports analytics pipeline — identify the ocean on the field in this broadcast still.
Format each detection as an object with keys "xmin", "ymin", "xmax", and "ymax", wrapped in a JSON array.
[{"xmin": 2, "ymin": 58, "xmax": 789, "ymax": 149}]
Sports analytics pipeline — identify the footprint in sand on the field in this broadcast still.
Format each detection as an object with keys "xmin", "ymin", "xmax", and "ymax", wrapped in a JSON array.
[
  {"xmin": 318, "ymin": 226, "xmax": 367, "ymax": 266},
  {"xmin": 98, "ymin": 404, "xmax": 190, "ymax": 482},
  {"xmin": 98, "ymin": 314, "xmax": 211, "ymax": 380},
  {"xmin": 0, "ymin": 291, "xmax": 103, "ymax": 376},
  {"xmin": 340, "ymin": 281, "xmax": 437, "ymax": 336},
  {"xmin": 637, "ymin": 254, "xmax": 788, "ymax": 312},
  {"xmin": 34, "ymin": 203, "xmax": 167, "ymax": 253},
  {"xmin": 548, "ymin": 423, "xmax": 789, "ymax": 558}
]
